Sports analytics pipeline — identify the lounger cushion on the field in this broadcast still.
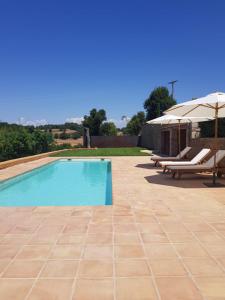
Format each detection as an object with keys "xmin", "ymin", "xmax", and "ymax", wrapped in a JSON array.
[{"xmin": 160, "ymin": 148, "xmax": 210, "ymax": 167}]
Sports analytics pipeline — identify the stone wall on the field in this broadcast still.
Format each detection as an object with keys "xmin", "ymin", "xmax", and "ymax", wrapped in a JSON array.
[
  {"xmin": 140, "ymin": 124, "xmax": 161, "ymax": 152},
  {"xmin": 90, "ymin": 136, "xmax": 139, "ymax": 148},
  {"xmin": 190, "ymin": 138, "xmax": 225, "ymax": 150}
]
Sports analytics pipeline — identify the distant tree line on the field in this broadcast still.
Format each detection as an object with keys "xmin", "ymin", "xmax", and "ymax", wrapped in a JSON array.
[
  {"xmin": 37, "ymin": 122, "xmax": 83, "ymax": 134},
  {"xmin": 54, "ymin": 131, "xmax": 81, "ymax": 140},
  {"xmin": 0, "ymin": 123, "xmax": 54, "ymax": 162},
  {"xmin": 37, "ymin": 123, "xmax": 83, "ymax": 140}
]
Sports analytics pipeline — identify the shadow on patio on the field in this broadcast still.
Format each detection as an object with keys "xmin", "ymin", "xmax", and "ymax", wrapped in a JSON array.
[
  {"xmin": 135, "ymin": 163, "xmax": 158, "ymax": 170},
  {"xmin": 144, "ymin": 173, "xmax": 225, "ymax": 189}
]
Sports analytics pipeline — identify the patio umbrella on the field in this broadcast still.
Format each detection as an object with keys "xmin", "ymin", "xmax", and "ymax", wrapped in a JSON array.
[
  {"xmin": 147, "ymin": 114, "xmax": 212, "ymax": 158},
  {"xmin": 165, "ymin": 92, "xmax": 225, "ymax": 186}
]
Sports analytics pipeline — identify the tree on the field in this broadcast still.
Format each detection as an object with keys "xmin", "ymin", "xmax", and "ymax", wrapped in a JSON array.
[
  {"xmin": 100, "ymin": 122, "xmax": 117, "ymax": 136},
  {"xmin": 144, "ymin": 86, "xmax": 176, "ymax": 120},
  {"xmin": 31, "ymin": 130, "xmax": 53, "ymax": 153},
  {"xmin": 83, "ymin": 109, "xmax": 106, "ymax": 136},
  {"xmin": 125, "ymin": 111, "xmax": 146, "ymax": 135}
]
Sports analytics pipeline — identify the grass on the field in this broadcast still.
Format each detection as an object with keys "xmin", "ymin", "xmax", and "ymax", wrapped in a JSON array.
[{"xmin": 50, "ymin": 147, "xmax": 150, "ymax": 157}]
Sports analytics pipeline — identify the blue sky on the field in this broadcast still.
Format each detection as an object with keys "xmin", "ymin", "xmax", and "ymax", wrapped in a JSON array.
[{"xmin": 1, "ymin": 0, "xmax": 225, "ymax": 126}]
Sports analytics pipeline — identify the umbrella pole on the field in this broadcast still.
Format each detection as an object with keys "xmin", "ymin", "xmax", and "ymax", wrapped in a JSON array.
[
  {"xmin": 204, "ymin": 103, "xmax": 224, "ymax": 187},
  {"xmin": 213, "ymin": 104, "xmax": 218, "ymax": 185},
  {"xmin": 178, "ymin": 120, "xmax": 181, "ymax": 158}
]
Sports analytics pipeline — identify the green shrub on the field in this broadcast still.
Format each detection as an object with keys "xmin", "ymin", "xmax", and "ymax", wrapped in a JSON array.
[
  {"xmin": 72, "ymin": 132, "xmax": 81, "ymax": 139},
  {"xmin": 0, "ymin": 123, "xmax": 54, "ymax": 162}
]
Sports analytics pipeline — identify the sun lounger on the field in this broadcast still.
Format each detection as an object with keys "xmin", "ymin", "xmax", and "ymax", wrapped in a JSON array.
[
  {"xmin": 159, "ymin": 148, "xmax": 211, "ymax": 172},
  {"xmin": 151, "ymin": 146, "xmax": 192, "ymax": 167},
  {"xmin": 167, "ymin": 150, "xmax": 225, "ymax": 179}
]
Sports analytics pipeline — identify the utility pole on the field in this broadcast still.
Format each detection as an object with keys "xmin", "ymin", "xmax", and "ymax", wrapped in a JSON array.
[{"xmin": 168, "ymin": 80, "xmax": 178, "ymax": 99}]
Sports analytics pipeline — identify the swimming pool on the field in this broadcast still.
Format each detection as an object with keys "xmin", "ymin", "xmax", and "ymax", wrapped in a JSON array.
[{"xmin": 0, "ymin": 159, "xmax": 112, "ymax": 206}]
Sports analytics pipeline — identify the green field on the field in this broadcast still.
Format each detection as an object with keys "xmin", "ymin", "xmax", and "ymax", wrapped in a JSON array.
[{"xmin": 51, "ymin": 147, "xmax": 150, "ymax": 157}]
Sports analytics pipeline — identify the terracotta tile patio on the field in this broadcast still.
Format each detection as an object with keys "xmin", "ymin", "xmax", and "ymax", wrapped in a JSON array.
[{"xmin": 0, "ymin": 156, "xmax": 225, "ymax": 299}]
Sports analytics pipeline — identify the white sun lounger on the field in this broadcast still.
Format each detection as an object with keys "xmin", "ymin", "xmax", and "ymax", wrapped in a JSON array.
[
  {"xmin": 167, "ymin": 150, "xmax": 225, "ymax": 179},
  {"xmin": 151, "ymin": 146, "xmax": 192, "ymax": 167},
  {"xmin": 159, "ymin": 148, "xmax": 211, "ymax": 172}
]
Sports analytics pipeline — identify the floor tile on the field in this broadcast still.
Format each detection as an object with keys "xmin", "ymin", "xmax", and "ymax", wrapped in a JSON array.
[
  {"xmin": 0, "ymin": 245, "xmax": 21, "ymax": 259},
  {"xmin": 0, "ymin": 234, "xmax": 31, "ymax": 245},
  {"xmin": 0, "ymin": 260, "xmax": 11, "ymax": 275},
  {"xmin": 166, "ymin": 232, "xmax": 196, "ymax": 243},
  {"xmin": 37, "ymin": 225, "xmax": 63, "ymax": 235},
  {"xmin": 50, "ymin": 245, "xmax": 83, "ymax": 259},
  {"xmin": 183, "ymin": 257, "xmax": 224, "ymax": 276},
  {"xmin": 150, "ymin": 259, "xmax": 187, "ymax": 276},
  {"xmin": 0, "ymin": 279, "xmax": 33, "ymax": 300},
  {"xmin": 204, "ymin": 243, "xmax": 225, "ymax": 257},
  {"xmin": 114, "ymin": 223, "xmax": 137, "ymax": 233},
  {"xmin": 28, "ymin": 233, "xmax": 58, "ymax": 245},
  {"xmin": 134, "ymin": 214, "xmax": 157, "ymax": 223},
  {"xmin": 195, "ymin": 277, "xmax": 225, "ymax": 299},
  {"xmin": 16, "ymin": 245, "xmax": 51, "ymax": 260},
  {"xmin": 0, "ymin": 224, "xmax": 13, "ymax": 234},
  {"xmin": 145, "ymin": 243, "xmax": 177, "ymax": 259},
  {"xmin": 218, "ymin": 257, "xmax": 225, "ymax": 268},
  {"xmin": 113, "ymin": 216, "xmax": 134, "ymax": 223},
  {"xmin": 194, "ymin": 231, "xmax": 225, "ymax": 244},
  {"xmin": 83, "ymin": 246, "xmax": 112, "ymax": 259},
  {"xmin": 184, "ymin": 222, "xmax": 213, "ymax": 232},
  {"xmin": 161, "ymin": 222, "xmax": 189, "ymax": 233},
  {"xmin": 86, "ymin": 233, "xmax": 112, "ymax": 244},
  {"xmin": 9, "ymin": 225, "xmax": 38, "ymax": 234},
  {"xmin": 141, "ymin": 232, "xmax": 169, "ymax": 243},
  {"xmin": 115, "ymin": 245, "xmax": 145, "ymax": 258},
  {"xmin": 207, "ymin": 222, "xmax": 225, "ymax": 231},
  {"xmin": 137, "ymin": 223, "xmax": 163, "ymax": 234},
  {"xmin": 88, "ymin": 223, "xmax": 112, "ymax": 233},
  {"xmin": 40, "ymin": 260, "xmax": 78, "ymax": 278},
  {"xmin": 2, "ymin": 260, "xmax": 44, "ymax": 278},
  {"xmin": 116, "ymin": 277, "xmax": 157, "ymax": 300},
  {"xmin": 174, "ymin": 243, "xmax": 209, "ymax": 258},
  {"xmin": 63, "ymin": 224, "xmax": 87, "ymax": 234},
  {"xmin": 78, "ymin": 260, "xmax": 113, "ymax": 278},
  {"xmin": 115, "ymin": 259, "xmax": 150, "ymax": 277},
  {"xmin": 156, "ymin": 277, "xmax": 203, "ymax": 300},
  {"xmin": 73, "ymin": 279, "xmax": 113, "ymax": 300},
  {"xmin": 57, "ymin": 234, "xmax": 85, "ymax": 244},
  {"xmin": 114, "ymin": 233, "xmax": 141, "ymax": 245},
  {"xmin": 27, "ymin": 278, "xmax": 73, "ymax": 300}
]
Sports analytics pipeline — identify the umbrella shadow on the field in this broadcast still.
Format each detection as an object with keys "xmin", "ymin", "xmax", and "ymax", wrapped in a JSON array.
[
  {"xmin": 144, "ymin": 173, "xmax": 225, "ymax": 189},
  {"xmin": 135, "ymin": 163, "xmax": 158, "ymax": 170}
]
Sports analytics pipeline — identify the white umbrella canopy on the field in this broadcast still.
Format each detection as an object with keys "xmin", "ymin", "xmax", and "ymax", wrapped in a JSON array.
[
  {"xmin": 165, "ymin": 92, "xmax": 225, "ymax": 118},
  {"xmin": 165, "ymin": 92, "xmax": 225, "ymax": 186},
  {"xmin": 147, "ymin": 114, "xmax": 213, "ymax": 124}
]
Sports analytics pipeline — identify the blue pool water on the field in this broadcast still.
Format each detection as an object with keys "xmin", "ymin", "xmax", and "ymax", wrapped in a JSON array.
[{"xmin": 0, "ymin": 159, "xmax": 112, "ymax": 206}]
